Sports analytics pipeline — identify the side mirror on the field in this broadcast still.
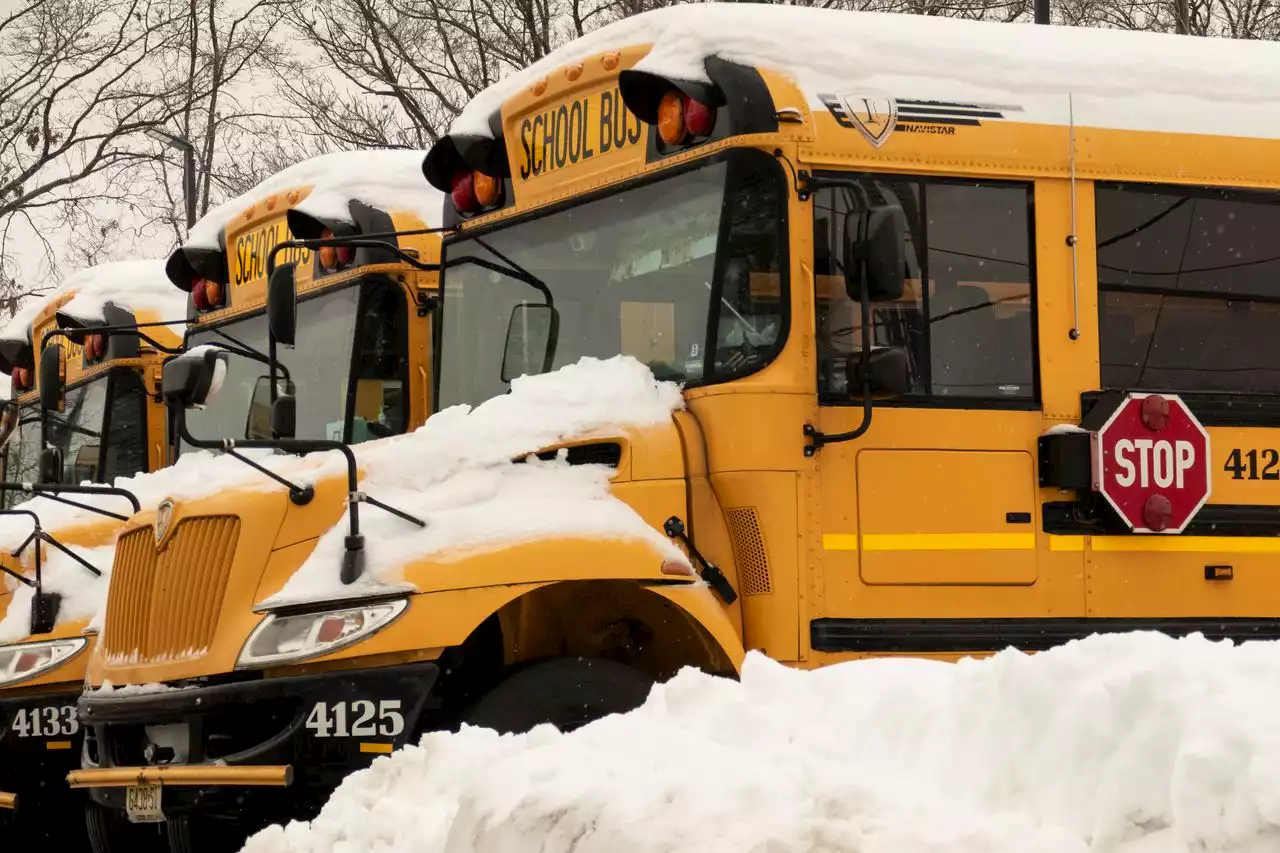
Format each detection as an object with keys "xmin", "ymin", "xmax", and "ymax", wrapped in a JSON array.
[
  {"xmin": 847, "ymin": 347, "xmax": 911, "ymax": 398},
  {"xmin": 271, "ymin": 395, "xmax": 296, "ymax": 439},
  {"xmin": 38, "ymin": 445, "xmax": 63, "ymax": 484},
  {"xmin": 844, "ymin": 204, "xmax": 907, "ymax": 302},
  {"xmin": 162, "ymin": 347, "xmax": 229, "ymax": 409},
  {"xmin": 268, "ymin": 262, "xmax": 298, "ymax": 347},
  {"xmin": 30, "ymin": 591, "xmax": 61, "ymax": 635},
  {"xmin": 246, "ymin": 376, "xmax": 295, "ymax": 439},
  {"xmin": 0, "ymin": 401, "xmax": 18, "ymax": 450},
  {"xmin": 501, "ymin": 303, "xmax": 559, "ymax": 383},
  {"xmin": 38, "ymin": 343, "xmax": 64, "ymax": 413}
]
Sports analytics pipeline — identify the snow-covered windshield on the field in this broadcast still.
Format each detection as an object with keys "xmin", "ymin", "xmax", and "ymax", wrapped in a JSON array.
[{"xmin": 184, "ymin": 284, "xmax": 407, "ymax": 448}]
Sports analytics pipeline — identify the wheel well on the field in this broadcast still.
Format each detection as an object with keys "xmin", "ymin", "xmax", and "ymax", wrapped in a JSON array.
[{"xmin": 427, "ymin": 580, "xmax": 736, "ymax": 726}]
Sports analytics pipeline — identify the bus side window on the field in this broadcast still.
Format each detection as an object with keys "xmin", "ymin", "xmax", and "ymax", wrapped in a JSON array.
[
  {"xmin": 814, "ymin": 175, "xmax": 1036, "ymax": 405},
  {"xmin": 1097, "ymin": 184, "xmax": 1280, "ymax": 396}
]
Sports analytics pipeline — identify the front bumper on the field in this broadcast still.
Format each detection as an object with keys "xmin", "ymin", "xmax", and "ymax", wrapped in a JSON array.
[
  {"xmin": 0, "ymin": 687, "xmax": 85, "ymax": 815},
  {"xmin": 76, "ymin": 661, "xmax": 437, "ymax": 820}
]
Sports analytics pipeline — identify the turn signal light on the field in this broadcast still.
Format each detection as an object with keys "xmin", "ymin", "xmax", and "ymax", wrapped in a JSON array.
[
  {"xmin": 657, "ymin": 90, "xmax": 715, "ymax": 146},
  {"xmin": 473, "ymin": 171, "xmax": 503, "ymax": 208},
  {"xmin": 192, "ymin": 278, "xmax": 211, "ymax": 312},
  {"xmin": 85, "ymin": 334, "xmax": 106, "ymax": 362},
  {"xmin": 318, "ymin": 229, "xmax": 355, "ymax": 273},
  {"xmin": 450, "ymin": 170, "xmax": 504, "ymax": 216},
  {"xmin": 11, "ymin": 366, "xmax": 30, "ymax": 390}
]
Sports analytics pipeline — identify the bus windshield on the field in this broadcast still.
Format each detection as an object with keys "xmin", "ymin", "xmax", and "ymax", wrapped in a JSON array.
[
  {"xmin": 183, "ymin": 282, "xmax": 407, "ymax": 449},
  {"xmin": 437, "ymin": 151, "xmax": 787, "ymax": 410},
  {"xmin": 45, "ymin": 375, "xmax": 109, "ymax": 483},
  {"xmin": 3, "ymin": 405, "xmax": 41, "ymax": 508}
]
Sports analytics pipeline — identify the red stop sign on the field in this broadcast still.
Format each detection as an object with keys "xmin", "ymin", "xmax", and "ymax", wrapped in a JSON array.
[{"xmin": 1092, "ymin": 393, "xmax": 1211, "ymax": 534}]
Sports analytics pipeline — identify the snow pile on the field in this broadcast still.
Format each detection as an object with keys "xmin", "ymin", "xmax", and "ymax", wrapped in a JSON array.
[
  {"xmin": 187, "ymin": 150, "xmax": 446, "ymax": 250},
  {"xmin": 0, "ymin": 372, "xmax": 11, "ymax": 400},
  {"xmin": 245, "ymin": 632, "xmax": 1280, "ymax": 853},
  {"xmin": 264, "ymin": 355, "xmax": 685, "ymax": 605},
  {"xmin": 451, "ymin": 4, "xmax": 1280, "ymax": 141}
]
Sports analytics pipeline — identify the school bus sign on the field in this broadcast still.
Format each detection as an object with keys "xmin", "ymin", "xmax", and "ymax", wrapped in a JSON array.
[{"xmin": 1092, "ymin": 393, "xmax": 1211, "ymax": 534}]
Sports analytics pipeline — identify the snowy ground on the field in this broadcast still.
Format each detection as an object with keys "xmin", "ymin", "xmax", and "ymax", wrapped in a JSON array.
[{"xmin": 243, "ymin": 632, "xmax": 1280, "ymax": 853}]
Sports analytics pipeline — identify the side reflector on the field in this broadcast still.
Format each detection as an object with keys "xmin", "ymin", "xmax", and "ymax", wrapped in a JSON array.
[{"xmin": 660, "ymin": 559, "xmax": 694, "ymax": 577}]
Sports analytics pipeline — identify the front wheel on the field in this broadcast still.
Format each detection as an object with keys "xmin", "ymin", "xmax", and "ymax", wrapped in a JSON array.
[
  {"xmin": 463, "ymin": 657, "xmax": 653, "ymax": 734},
  {"xmin": 85, "ymin": 803, "xmax": 168, "ymax": 853}
]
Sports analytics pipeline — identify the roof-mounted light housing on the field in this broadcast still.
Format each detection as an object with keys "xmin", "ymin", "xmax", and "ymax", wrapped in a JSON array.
[{"xmin": 423, "ymin": 129, "xmax": 510, "ymax": 221}]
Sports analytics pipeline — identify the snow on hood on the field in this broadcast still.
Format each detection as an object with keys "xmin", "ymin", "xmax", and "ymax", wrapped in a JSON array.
[
  {"xmin": 450, "ymin": 4, "xmax": 1280, "ymax": 141},
  {"xmin": 186, "ymin": 150, "xmax": 446, "ymax": 251},
  {"xmin": 244, "ymin": 631, "xmax": 1280, "ymax": 853},
  {"xmin": 262, "ymin": 355, "xmax": 686, "ymax": 606},
  {"xmin": 0, "ymin": 373, "xmax": 11, "ymax": 401},
  {"xmin": 0, "ymin": 258, "xmax": 181, "ymax": 348},
  {"xmin": 0, "ymin": 356, "xmax": 685, "ymax": 637},
  {"xmin": 0, "ymin": 447, "xmax": 289, "ymax": 641}
]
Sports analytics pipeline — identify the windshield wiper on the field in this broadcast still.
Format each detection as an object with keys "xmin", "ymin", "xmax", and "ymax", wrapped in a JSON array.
[{"xmin": 468, "ymin": 237, "xmax": 554, "ymax": 306}]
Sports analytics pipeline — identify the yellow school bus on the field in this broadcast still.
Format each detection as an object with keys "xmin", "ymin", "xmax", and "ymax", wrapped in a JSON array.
[
  {"xmin": 0, "ymin": 280, "xmax": 179, "ymax": 848},
  {"xmin": 71, "ymin": 7, "xmax": 1280, "ymax": 847},
  {"xmin": 73, "ymin": 175, "xmax": 442, "ymax": 851}
]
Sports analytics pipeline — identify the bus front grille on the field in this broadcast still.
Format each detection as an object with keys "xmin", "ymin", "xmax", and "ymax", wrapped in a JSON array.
[{"xmin": 103, "ymin": 517, "xmax": 241, "ymax": 665}]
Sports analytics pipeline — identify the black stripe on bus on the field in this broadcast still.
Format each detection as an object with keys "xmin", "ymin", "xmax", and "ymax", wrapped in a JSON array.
[
  {"xmin": 810, "ymin": 617, "xmax": 1280, "ymax": 653},
  {"xmin": 897, "ymin": 107, "xmax": 1004, "ymax": 120}
]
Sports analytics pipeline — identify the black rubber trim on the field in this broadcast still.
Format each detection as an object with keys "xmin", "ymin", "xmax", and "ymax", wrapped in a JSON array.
[
  {"xmin": 1083, "ymin": 389, "xmax": 1280, "ymax": 428},
  {"xmin": 811, "ymin": 617, "xmax": 1280, "ymax": 653},
  {"xmin": 78, "ymin": 662, "xmax": 438, "ymax": 724},
  {"xmin": 1043, "ymin": 500, "xmax": 1280, "ymax": 537}
]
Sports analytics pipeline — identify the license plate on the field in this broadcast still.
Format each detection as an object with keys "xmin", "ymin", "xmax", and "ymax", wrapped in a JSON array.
[{"xmin": 125, "ymin": 784, "xmax": 164, "ymax": 823}]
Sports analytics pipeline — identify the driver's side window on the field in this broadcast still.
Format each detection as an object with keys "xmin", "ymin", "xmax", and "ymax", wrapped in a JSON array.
[{"xmin": 347, "ymin": 281, "xmax": 408, "ymax": 443}]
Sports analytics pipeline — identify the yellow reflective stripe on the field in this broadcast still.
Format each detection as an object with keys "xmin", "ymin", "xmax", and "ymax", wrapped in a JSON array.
[
  {"xmin": 823, "ymin": 533, "xmax": 1036, "ymax": 551},
  {"xmin": 1049, "ymin": 536, "xmax": 1085, "ymax": 552},
  {"xmin": 44, "ymin": 741, "xmax": 72, "ymax": 751},
  {"xmin": 1092, "ymin": 536, "xmax": 1280, "ymax": 553},
  {"xmin": 821, "ymin": 534, "xmax": 860, "ymax": 551},
  {"xmin": 359, "ymin": 743, "xmax": 394, "ymax": 754}
]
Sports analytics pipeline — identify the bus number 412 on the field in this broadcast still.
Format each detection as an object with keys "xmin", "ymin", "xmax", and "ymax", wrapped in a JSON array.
[
  {"xmin": 1223, "ymin": 448, "xmax": 1280, "ymax": 481},
  {"xmin": 305, "ymin": 700, "xmax": 405, "ymax": 738}
]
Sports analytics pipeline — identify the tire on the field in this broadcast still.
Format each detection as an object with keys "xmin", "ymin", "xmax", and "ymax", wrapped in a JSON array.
[
  {"xmin": 167, "ymin": 814, "xmax": 251, "ymax": 853},
  {"xmin": 85, "ymin": 803, "xmax": 168, "ymax": 853},
  {"xmin": 463, "ymin": 657, "xmax": 653, "ymax": 734}
]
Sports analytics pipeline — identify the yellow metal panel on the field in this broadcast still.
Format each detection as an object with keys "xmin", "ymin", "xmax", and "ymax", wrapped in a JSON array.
[{"xmin": 856, "ymin": 449, "xmax": 1038, "ymax": 585}]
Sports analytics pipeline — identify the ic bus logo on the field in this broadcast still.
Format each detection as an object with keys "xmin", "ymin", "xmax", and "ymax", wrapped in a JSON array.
[
  {"xmin": 819, "ymin": 93, "xmax": 897, "ymax": 148},
  {"xmin": 155, "ymin": 499, "xmax": 175, "ymax": 545}
]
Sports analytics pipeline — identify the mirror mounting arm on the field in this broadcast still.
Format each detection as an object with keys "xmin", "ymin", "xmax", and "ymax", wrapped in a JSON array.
[
  {"xmin": 0, "ymin": 482, "xmax": 140, "ymax": 520},
  {"xmin": 175, "ymin": 409, "xmax": 424, "ymax": 585},
  {"xmin": 804, "ymin": 267, "xmax": 876, "ymax": 457},
  {"xmin": 0, "ymin": 509, "xmax": 62, "ymax": 633}
]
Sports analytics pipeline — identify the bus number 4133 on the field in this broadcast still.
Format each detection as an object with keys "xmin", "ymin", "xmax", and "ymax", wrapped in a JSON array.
[{"xmin": 10, "ymin": 706, "xmax": 79, "ymax": 737}]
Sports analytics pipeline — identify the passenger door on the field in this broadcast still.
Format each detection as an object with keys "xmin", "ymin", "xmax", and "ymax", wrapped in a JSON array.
[{"xmin": 810, "ymin": 173, "xmax": 1049, "ymax": 653}]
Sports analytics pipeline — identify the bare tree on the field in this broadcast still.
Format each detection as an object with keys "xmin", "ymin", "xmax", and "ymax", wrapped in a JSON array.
[{"xmin": 0, "ymin": 0, "xmax": 201, "ymax": 288}]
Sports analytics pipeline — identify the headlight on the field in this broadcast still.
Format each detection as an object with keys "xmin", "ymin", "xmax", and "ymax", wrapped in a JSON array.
[
  {"xmin": 0, "ymin": 637, "xmax": 87, "ymax": 687},
  {"xmin": 236, "ymin": 599, "xmax": 408, "ymax": 670}
]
